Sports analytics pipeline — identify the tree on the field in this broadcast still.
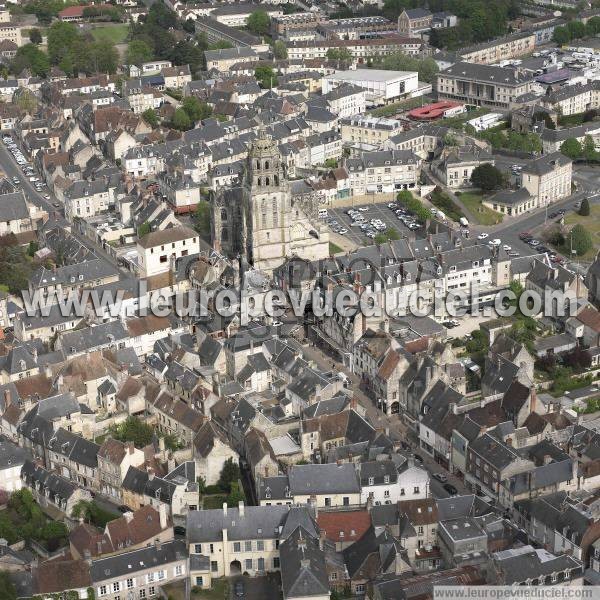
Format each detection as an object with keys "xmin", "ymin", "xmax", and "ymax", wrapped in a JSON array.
[
  {"xmin": 568, "ymin": 224, "xmax": 593, "ymax": 256},
  {"xmin": 324, "ymin": 158, "xmax": 338, "ymax": 169},
  {"xmin": 15, "ymin": 90, "xmax": 38, "ymax": 115},
  {"xmin": 218, "ymin": 458, "xmax": 240, "ymax": 493},
  {"xmin": 138, "ymin": 221, "xmax": 152, "ymax": 237},
  {"xmin": 552, "ymin": 25, "xmax": 570, "ymax": 45},
  {"xmin": 126, "ymin": 39, "xmax": 153, "ymax": 67},
  {"xmin": 567, "ymin": 20, "xmax": 586, "ymax": 40},
  {"xmin": 182, "ymin": 96, "xmax": 211, "ymax": 122},
  {"xmin": 273, "ymin": 40, "xmax": 287, "ymax": 59},
  {"xmin": 564, "ymin": 346, "xmax": 592, "ymax": 371},
  {"xmin": 194, "ymin": 200, "xmax": 211, "ymax": 237},
  {"xmin": 0, "ymin": 571, "xmax": 16, "ymax": 600},
  {"xmin": 226, "ymin": 481, "xmax": 245, "ymax": 507},
  {"xmin": 47, "ymin": 21, "xmax": 79, "ymax": 65},
  {"xmin": 379, "ymin": 52, "xmax": 438, "ymax": 83},
  {"xmin": 470, "ymin": 163, "xmax": 505, "ymax": 192},
  {"xmin": 255, "ymin": 65, "xmax": 277, "ymax": 89},
  {"xmin": 109, "ymin": 416, "xmax": 155, "ymax": 448},
  {"xmin": 172, "ymin": 107, "xmax": 192, "ymax": 131},
  {"xmin": 11, "ymin": 44, "xmax": 49, "ymax": 77},
  {"xmin": 88, "ymin": 40, "xmax": 119, "ymax": 74},
  {"xmin": 587, "ymin": 16, "xmax": 600, "ymax": 35},
  {"xmin": 326, "ymin": 47, "xmax": 352, "ymax": 62},
  {"xmin": 29, "ymin": 28, "xmax": 42, "ymax": 45},
  {"xmin": 560, "ymin": 137, "xmax": 583, "ymax": 160},
  {"xmin": 142, "ymin": 109, "xmax": 159, "ymax": 128},
  {"xmin": 247, "ymin": 10, "xmax": 271, "ymax": 36},
  {"xmin": 579, "ymin": 197, "xmax": 591, "ymax": 216}
]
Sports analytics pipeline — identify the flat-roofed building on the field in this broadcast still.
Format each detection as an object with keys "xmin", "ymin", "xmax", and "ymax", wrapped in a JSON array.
[{"xmin": 323, "ymin": 69, "xmax": 419, "ymax": 103}]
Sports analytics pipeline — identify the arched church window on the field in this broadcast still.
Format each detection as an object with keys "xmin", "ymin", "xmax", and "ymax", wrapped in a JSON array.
[
  {"xmin": 257, "ymin": 177, "xmax": 262, "ymax": 186},
  {"xmin": 221, "ymin": 209, "xmax": 227, "ymax": 221},
  {"xmin": 256, "ymin": 160, "xmax": 260, "ymax": 169},
  {"xmin": 265, "ymin": 160, "xmax": 270, "ymax": 169},
  {"xmin": 274, "ymin": 175, "xmax": 279, "ymax": 185},
  {"xmin": 265, "ymin": 177, "xmax": 270, "ymax": 186},
  {"xmin": 221, "ymin": 228, "xmax": 228, "ymax": 242}
]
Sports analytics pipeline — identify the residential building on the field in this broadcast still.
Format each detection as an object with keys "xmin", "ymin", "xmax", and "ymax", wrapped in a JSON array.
[{"xmin": 521, "ymin": 152, "xmax": 572, "ymax": 206}]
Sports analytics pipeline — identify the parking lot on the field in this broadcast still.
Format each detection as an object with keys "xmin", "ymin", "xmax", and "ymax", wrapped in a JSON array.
[
  {"xmin": 326, "ymin": 201, "xmax": 425, "ymax": 246},
  {"xmin": 1, "ymin": 134, "xmax": 50, "ymax": 199}
]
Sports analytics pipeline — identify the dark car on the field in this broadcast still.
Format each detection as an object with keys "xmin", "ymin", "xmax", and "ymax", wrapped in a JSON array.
[
  {"xmin": 174, "ymin": 526, "xmax": 186, "ymax": 536},
  {"xmin": 548, "ymin": 212, "xmax": 558, "ymax": 219},
  {"xmin": 234, "ymin": 581, "xmax": 245, "ymax": 598},
  {"xmin": 413, "ymin": 454, "xmax": 424, "ymax": 464},
  {"xmin": 443, "ymin": 483, "xmax": 458, "ymax": 496}
]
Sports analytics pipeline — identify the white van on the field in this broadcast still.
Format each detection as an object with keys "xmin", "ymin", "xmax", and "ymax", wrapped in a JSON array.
[
  {"xmin": 459, "ymin": 217, "xmax": 469, "ymax": 227},
  {"xmin": 437, "ymin": 210, "xmax": 446, "ymax": 221},
  {"xmin": 318, "ymin": 208, "xmax": 328, "ymax": 219}
]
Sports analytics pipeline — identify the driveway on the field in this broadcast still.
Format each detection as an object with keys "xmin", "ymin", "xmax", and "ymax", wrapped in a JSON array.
[{"xmin": 229, "ymin": 574, "xmax": 280, "ymax": 600}]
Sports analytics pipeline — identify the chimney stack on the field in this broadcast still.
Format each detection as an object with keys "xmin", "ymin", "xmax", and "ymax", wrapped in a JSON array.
[
  {"xmin": 127, "ymin": 441, "xmax": 135, "ymax": 455},
  {"xmin": 238, "ymin": 501, "xmax": 245, "ymax": 517},
  {"xmin": 3, "ymin": 388, "xmax": 10, "ymax": 408},
  {"xmin": 223, "ymin": 502, "xmax": 228, "ymax": 516},
  {"xmin": 147, "ymin": 467, "xmax": 155, "ymax": 481}
]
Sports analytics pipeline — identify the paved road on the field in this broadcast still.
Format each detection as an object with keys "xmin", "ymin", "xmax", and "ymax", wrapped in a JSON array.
[{"xmin": 0, "ymin": 136, "xmax": 128, "ymax": 274}]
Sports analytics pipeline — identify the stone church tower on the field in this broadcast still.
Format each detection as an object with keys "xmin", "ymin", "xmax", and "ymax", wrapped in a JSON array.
[{"xmin": 212, "ymin": 130, "xmax": 329, "ymax": 274}]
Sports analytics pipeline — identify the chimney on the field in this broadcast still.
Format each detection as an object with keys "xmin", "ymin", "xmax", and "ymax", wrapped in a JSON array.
[
  {"xmin": 159, "ymin": 503, "xmax": 167, "ymax": 530},
  {"xmin": 350, "ymin": 397, "xmax": 357, "ymax": 411},
  {"xmin": 124, "ymin": 511, "xmax": 134, "ymax": 523},
  {"xmin": 530, "ymin": 386, "xmax": 537, "ymax": 413},
  {"xmin": 127, "ymin": 441, "xmax": 135, "ymax": 455},
  {"xmin": 97, "ymin": 541, "xmax": 103, "ymax": 554},
  {"xmin": 238, "ymin": 501, "xmax": 245, "ymax": 517},
  {"xmin": 223, "ymin": 502, "xmax": 228, "ymax": 516},
  {"xmin": 506, "ymin": 437, "xmax": 513, "ymax": 447},
  {"xmin": 3, "ymin": 388, "xmax": 10, "ymax": 408},
  {"xmin": 147, "ymin": 467, "xmax": 155, "ymax": 481}
]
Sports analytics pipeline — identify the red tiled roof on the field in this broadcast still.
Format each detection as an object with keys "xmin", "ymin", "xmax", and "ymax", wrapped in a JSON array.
[{"xmin": 317, "ymin": 510, "xmax": 371, "ymax": 543}]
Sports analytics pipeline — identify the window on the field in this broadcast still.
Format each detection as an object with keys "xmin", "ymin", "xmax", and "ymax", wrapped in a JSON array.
[
  {"xmin": 418, "ymin": 526, "xmax": 424, "ymax": 534},
  {"xmin": 343, "ymin": 497, "xmax": 350, "ymax": 506},
  {"xmin": 356, "ymin": 584, "xmax": 365, "ymax": 593},
  {"xmin": 245, "ymin": 559, "xmax": 253, "ymax": 570},
  {"xmin": 113, "ymin": 583, "xmax": 120, "ymax": 593},
  {"xmin": 175, "ymin": 565, "xmax": 183, "ymax": 576},
  {"xmin": 139, "ymin": 591, "xmax": 146, "ymax": 599},
  {"xmin": 414, "ymin": 486, "xmax": 420, "ymax": 494},
  {"xmin": 210, "ymin": 543, "xmax": 214, "ymax": 554},
  {"xmin": 257, "ymin": 557, "xmax": 265, "ymax": 571},
  {"xmin": 234, "ymin": 542, "xmax": 241, "ymax": 553},
  {"xmin": 245, "ymin": 541, "xmax": 252, "ymax": 552},
  {"xmin": 368, "ymin": 477, "xmax": 374, "ymax": 485},
  {"xmin": 330, "ymin": 572, "xmax": 338, "ymax": 581},
  {"xmin": 325, "ymin": 497, "xmax": 331, "ymax": 506},
  {"xmin": 211, "ymin": 561, "xmax": 218, "ymax": 573},
  {"xmin": 149, "ymin": 587, "xmax": 155, "ymax": 597},
  {"xmin": 195, "ymin": 576, "xmax": 204, "ymax": 586},
  {"xmin": 99, "ymin": 586, "xmax": 107, "ymax": 596},
  {"xmin": 127, "ymin": 579, "xmax": 134, "ymax": 589},
  {"xmin": 384, "ymin": 490, "xmax": 390, "ymax": 498},
  {"xmin": 273, "ymin": 557, "xmax": 280, "ymax": 569},
  {"xmin": 257, "ymin": 540, "xmax": 264, "ymax": 551}
]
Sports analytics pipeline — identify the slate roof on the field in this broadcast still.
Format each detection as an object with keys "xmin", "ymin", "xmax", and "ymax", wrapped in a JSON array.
[{"xmin": 288, "ymin": 463, "xmax": 360, "ymax": 495}]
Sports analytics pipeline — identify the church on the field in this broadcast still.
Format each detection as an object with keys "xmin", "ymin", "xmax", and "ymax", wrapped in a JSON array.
[{"xmin": 211, "ymin": 129, "xmax": 330, "ymax": 274}]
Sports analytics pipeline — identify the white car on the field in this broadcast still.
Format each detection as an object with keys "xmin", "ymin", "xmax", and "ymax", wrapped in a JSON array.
[
  {"xmin": 503, "ymin": 244, "xmax": 511, "ymax": 251},
  {"xmin": 489, "ymin": 238, "xmax": 501, "ymax": 246},
  {"xmin": 358, "ymin": 207, "xmax": 368, "ymax": 212},
  {"xmin": 477, "ymin": 233, "xmax": 489, "ymax": 240},
  {"xmin": 339, "ymin": 228, "xmax": 348, "ymax": 234}
]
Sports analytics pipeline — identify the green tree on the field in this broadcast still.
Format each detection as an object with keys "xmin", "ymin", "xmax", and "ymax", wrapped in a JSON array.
[
  {"xmin": 553, "ymin": 25, "xmax": 571, "ymax": 45},
  {"xmin": 194, "ymin": 200, "xmax": 211, "ymax": 237},
  {"xmin": 109, "ymin": 416, "xmax": 155, "ymax": 448},
  {"xmin": 15, "ymin": 90, "xmax": 38, "ymax": 115},
  {"xmin": 579, "ymin": 197, "xmax": 591, "ymax": 216},
  {"xmin": 470, "ymin": 163, "xmax": 505, "ymax": 192},
  {"xmin": 0, "ymin": 571, "xmax": 16, "ymax": 600},
  {"xmin": 255, "ymin": 65, "xmax": 277, "ymax": 89},
  {"xmin": 29, "ymin": 28, "xmax": 42, "ymax": 45},
  {"xmin": 182, "ymin": 96, "xmax": 211, "ymax": 122},
  {"xmin": 583, "ymin": 135, "xmax": 599, "ymax": 162},
  {"xmin": 324, "ymin": 158, "xmax": 338, "ymax": 169},
  {"xmin": 568, "ymin": 224, "xmax": 593, "ymax": 256},
  {"xmin": 567, "ymin": 20, "xmax": 586, "ymax": 39},
  {"xmin": 89, "ymin": 40, "xmax": 119, "ymax": 74},
  {"xmin": 126, "ymin": 39, "xmax": 154, "ymax": 67},
  {"xmin": 273, "ymin": 40, "xmax": 288, "ymax": 59},
  {"xmin": 142, "ymin": 109, "xmax": 159, "ymax": 128},
  {"xmin": 247, "ymin": 10, "xmax": 271, "ymax": 35},
  {"xmin": 47, "ymin": 20, "xmax": 79, "ymax": 65},
  {"xmin": 138, "ymin": 221, "xmax": 152, "ymax": 236},
  {"xmin": 560, "ymin": 137, "xmax": 583, "ymax": 160},
  {"xmin": 172, "ymin": 107, "xmax": 192, "ymax": 131},
  {"xmin": 12, "ymin": 43, "xmax": 49, "ymax": 77},
  {"xmin": 379, "ymin": 52, "xmax": 439, "ymax": 83},
  {"xmin": 226, "ymin": 481, "xmax": 245, "ymax": 507},
  {"xmin": 587, "ymin": 16, "xmax": 600, "ymax": 35},
  {"xmin": 326, "ymin": 47, "xmax": 352, "ymax": 62},
  {"xmin": 218, "ymin": 458, "xmax": 240, "ymax": 493}
]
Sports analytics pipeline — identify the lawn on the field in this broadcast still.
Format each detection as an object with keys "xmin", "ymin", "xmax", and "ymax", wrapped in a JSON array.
[
  {"xmin": 329, "ymin": 241, "xmax": 343, "ymax": 254},
  {"xmin": 458, "ymin": 192, "xmax": 504, "ymax": 226},
  {"xmin": 202, "ymin": 494, "xmax": 227, "ymax": 509},
  {"xmin": 90, "ymin": 24, "xmax": 129, "ymax": 44},
  {"xmin": 192, "ymin": 579, "xmax": 228, "ymax": 600},
  {"xmin": 562, "ymin": 204, "xmax": 600, "ymax": 260}
]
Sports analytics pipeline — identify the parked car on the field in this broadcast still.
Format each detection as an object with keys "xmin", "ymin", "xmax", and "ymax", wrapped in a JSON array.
[
  {"xmin": 443, "ymin": 483, "xmax": 458, "ymax": 496},
  {"xmin": 433, "ymin": 473, "xmax": 448, "ymax": 483},
  {"xmin": 477, "ymin": 233, "xmax": 489, "ymax": 240}
]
